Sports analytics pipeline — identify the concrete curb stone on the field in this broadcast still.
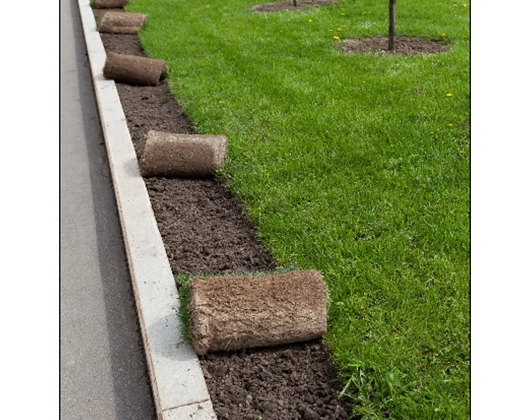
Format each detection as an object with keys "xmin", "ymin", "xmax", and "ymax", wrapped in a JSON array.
[{"xmin": 76, "ymin": 1, "xmax": 217, "ymax": 418}]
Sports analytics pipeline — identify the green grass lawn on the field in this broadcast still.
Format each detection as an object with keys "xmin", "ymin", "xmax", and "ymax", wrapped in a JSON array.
[{"xmin": 126, "ymin": 0, "xmax": 470, "ymax": 417}]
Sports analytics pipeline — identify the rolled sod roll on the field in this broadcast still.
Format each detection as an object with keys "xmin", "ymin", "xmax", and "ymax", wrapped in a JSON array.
[
  {"xmin": 140, "ymin": 131, "xmax": 227, "ymax": 178},
  {"xmin": 97, "ymin": 11, "xmax": 146, "ymax": 34},
  {"xmin": 103, "ymin": 52, "xmax": 168, "ymax": 86},
  {"xmin": 94, "ymin": 0, "xmax": 129, "ymax": 8},
  {"xmin": 189, "ymin": 270, "xmax": 328, "ymax": 355}
]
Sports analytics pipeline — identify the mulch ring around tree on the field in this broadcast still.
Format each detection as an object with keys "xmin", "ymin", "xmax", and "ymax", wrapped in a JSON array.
[
  {"xmin": 252, "ymin": 0, "xmax": 337, "ymax": 12},
  {"xmin": 92, "ymin": 7, "xmax": 354, "ymax": 420},
  {"xmin": 340, "ymin": 36, "xmax": 450, "ymax": 56}
]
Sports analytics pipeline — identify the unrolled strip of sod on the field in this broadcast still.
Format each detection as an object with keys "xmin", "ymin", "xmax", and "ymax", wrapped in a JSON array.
[
  {"xmin": 189, "ymin": 270, "xmax": 328, "ymax": 355},
  {"xmin": 140, "ymin": 131, "xmax": 227, "ymax": 178},
  {"xmin": 97, "ymin": 11, "xmax": 146, "ymax": 34},
  {"xmin": 103, "ymin": 52, "xmax": 168, "ymax": 86},
  {"xmin": 93, "ymin": 0, "xmax": 129, "ymax": 8}
]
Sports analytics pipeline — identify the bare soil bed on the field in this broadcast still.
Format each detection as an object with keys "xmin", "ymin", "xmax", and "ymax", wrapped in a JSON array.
[
  {"xmin": 340, "ymin": 36, "xmax": 449, "ymax": 55},
  {"xmin": 93, "ymin": 7, "xmax": 353, "ymax": 419},
  {"xmin": 252, "ymin": 0, "xmax": 337, "ymax": 12}
]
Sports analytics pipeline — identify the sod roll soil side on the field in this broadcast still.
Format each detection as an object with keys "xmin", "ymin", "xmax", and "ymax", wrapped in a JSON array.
[
  {"xmin": 94, "ymin": 0, "xmax": 129, "ymax": 8},
  {"xmin": 103, "ymin": 52, "xmax": 168, "ymax": 86},
  {"xmin": 98, "ymin": 11, "xmax": 146, "ymax": 34},
  {"xmin": 141, "ymin": 131, "xmax": 227, "ymax": 178},
  {"xmin": 189, "ymin": 270, "xmax": 328, "ymax": 355}
]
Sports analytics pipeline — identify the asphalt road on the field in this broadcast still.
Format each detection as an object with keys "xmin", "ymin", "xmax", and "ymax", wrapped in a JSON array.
[{"xmin": 60, "ymin": 0, "xmax": 156, "ymax": 418}]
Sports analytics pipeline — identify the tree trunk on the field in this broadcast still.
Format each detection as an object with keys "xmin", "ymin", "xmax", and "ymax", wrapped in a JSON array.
[
  {"xmin": 189, "ymin": 271, "xmax": 328, "ymax": 355},
  {"xmin": 293, "ymin": 0, "xmax": 298, "ymax": 7},
  {"xmin": 388, "ymin": 0, "xmax": 397, "ymax": 51}
]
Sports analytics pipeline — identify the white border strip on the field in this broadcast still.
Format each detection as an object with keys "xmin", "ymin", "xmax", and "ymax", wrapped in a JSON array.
[{"xmin": 76, "ymin": 2, "xmax": 216, "ymax": 419}]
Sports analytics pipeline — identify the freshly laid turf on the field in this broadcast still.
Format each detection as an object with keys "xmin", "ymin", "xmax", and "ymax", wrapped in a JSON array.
[{"xmin": 127, "ymin": 0, "xmax": 470, "ymax": 417}]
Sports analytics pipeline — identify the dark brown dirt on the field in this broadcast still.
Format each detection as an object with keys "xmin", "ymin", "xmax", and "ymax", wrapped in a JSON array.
[
  {"xmin": 340, "ymin": 36, "xmax": 449, "ymax": 56},
  {"xmin": 94, "ymin": 0, "xmax": 129, "ymax": 9},
  {"xmin": 94, "ymin": 8, "xmax": 353, "ymax": 419},
  {"xmin": 144, "ymin": 177, "xmax": 275, "ymax": 274},
  {"xmin": 252, "ymin": 0, "xmax": 337, "ymax": 12}
]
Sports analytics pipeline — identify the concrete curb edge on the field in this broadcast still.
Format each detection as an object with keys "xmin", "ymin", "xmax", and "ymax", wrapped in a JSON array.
[{"xmin": 76, "ymin": 1, "xmax": 217, "ymax": 419}]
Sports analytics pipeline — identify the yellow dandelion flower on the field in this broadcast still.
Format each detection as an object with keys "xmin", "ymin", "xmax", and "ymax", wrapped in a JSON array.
[
  {"xmin": 341, "ymin": 13, "xmax": 345, "ymax": 16},
  {"xmin": 453, "ymin": 3, "xmax": 458, "ymax": 6},
  {"xmin": 337, "ymin": 28, "xmax": 342, "ymax": 31},
  {"xmin": 446, "ymin": 93, "xmax": 453, "ymax": 97},
  {"xmin": 308, "ymin": 19, "xmax": 313, "ymax": 22},
  {"xmin": 448, "ymin": 123, "xmax": 453, "ymax": 127},
  {"xmin": 333, "ymin": 35, "xmax": 340, "ymax": 40},
  {"xmin": 430, "ymin": 132, "xmax": 434, "ymax": 135},
  {"xmin": 206, "ymin": 4, "xmax": 210, "ymax": 7},
  {"xmin": 441, "ymin": 33, "xmax": 446, "ymax": 37},
  {"xmin": 463, "ymin": 3, "xmax": 468, "ymax": 6}
]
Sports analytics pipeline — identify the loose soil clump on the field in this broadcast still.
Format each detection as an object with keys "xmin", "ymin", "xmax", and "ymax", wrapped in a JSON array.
[
  {"xmin": 340, "ymin": 36, "xmax": 449, "ymax": 56},
  {"xmin": 94, "ymin": 8, "xmax": 353, "ymax": 419}
]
